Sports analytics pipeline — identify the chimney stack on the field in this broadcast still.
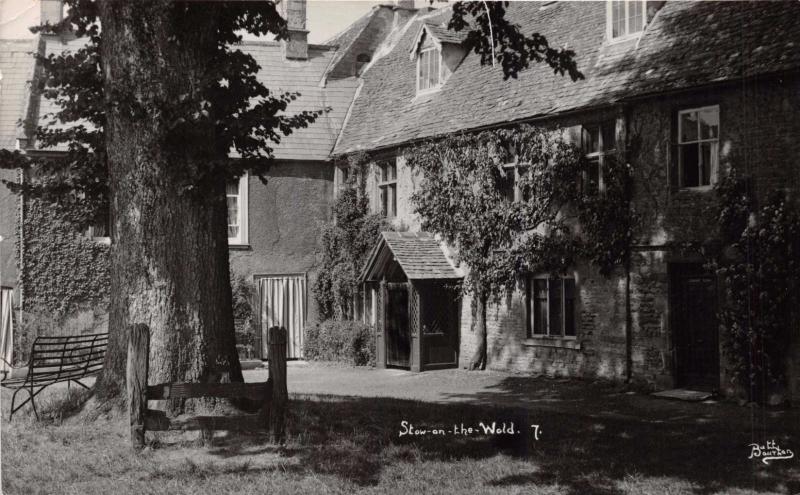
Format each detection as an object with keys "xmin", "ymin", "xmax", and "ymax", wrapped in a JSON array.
[
  {"xmin": 394, "ymin": 0, "xmax": 415, "ymax": 9},
  {"xmin": 281, "ymin": 0, "xmax": 308, "ymax": 60},
  {"xmin": 40, "ymin": 0, "xmax": 63, "ymax": 26}
]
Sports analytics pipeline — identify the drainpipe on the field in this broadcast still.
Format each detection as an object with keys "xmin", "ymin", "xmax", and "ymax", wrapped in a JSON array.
[{"xmin": 621, "ymin": 105, "xmax": 633, "ymax": 383}]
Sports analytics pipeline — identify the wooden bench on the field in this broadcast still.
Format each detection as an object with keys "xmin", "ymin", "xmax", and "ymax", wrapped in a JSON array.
[
  {"xmin": 1, "ymin": 333, "xmax": 108, "ymax": 420},
  {"xmin": 127, "ymin": 324, "xmax": 287, "ymax": 449}
]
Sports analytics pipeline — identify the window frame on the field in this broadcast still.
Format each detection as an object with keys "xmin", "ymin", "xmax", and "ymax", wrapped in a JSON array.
[
  {"xmin": 416, "ymin": 45, "xmax": 442, "ymax": 95},
  {"xmin": 677, "ymin": 105, "xmax": 720, "ymax": 190},
  {"xmin": 606, "ymin": 0, "xmax": 647, "ymax": 42},
  {"xmin": 526, "ymin": 276, "xmax": 577, "ymax": 339},
  {"xmin": 581, "ymin": 120, "xmax": 616, "ymax": 195},
  {"xmin": 378, "ymin": 160, "xmax": 397, "ymax": 219},
  {"xmin": 227, "ymin": 172, "xmax": 249, "ymax": 246}
]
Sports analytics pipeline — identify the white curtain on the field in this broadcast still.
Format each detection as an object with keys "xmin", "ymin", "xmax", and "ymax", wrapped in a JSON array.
[
  {"xmin": 259, "ymin": 275, "xmax": 306, "ymax": 359},
  {"xmin": 1, "ymin": 288, "xmax": 13, "ymax": 373}
]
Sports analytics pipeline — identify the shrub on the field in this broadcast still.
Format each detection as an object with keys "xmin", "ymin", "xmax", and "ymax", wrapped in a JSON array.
[{"xmin": 304, "ymin": 319, "xmax": 375, "ymax": 367}]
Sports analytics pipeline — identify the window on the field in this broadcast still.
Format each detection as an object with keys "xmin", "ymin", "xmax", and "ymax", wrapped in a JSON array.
[
  {"xmin": 88, "ymin": 214, "xmax": 111, "ymax": 244},
  {"xmin": 354, "ymin": 53, "xmax": 371, "ymax": 76},
  {"xmin": 378, "ymin": 160, "xmax": 397, "ymax": 218},
  {"xmin": 678, "ymin": 106, "xmax": 719, "ymax": 189},
  {"xmin": 607, "ymin": 0, "xmax": 646, "ymax": 41},
  {"xmin": 227, "ymin": 173, "xmax": 248, "ymax": 245},
  {"xmin": 417, "ymin": 46, "xmax": 441, "ymax": 93},
  {"xmin": 581, "ymin": 120, "xmax": 616, "ymax": 194},
  {"xmin": 526, "ymin": 277, "xmax": 576, "ymax": 338}
]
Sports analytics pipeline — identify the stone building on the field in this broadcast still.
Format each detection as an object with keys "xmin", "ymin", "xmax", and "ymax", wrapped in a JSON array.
[{"xmin": 334, "ymin": 1, "xmax": 800, "ymax": 398}]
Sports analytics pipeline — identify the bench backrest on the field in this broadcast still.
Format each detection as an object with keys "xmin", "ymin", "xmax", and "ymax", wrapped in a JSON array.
[{"xmin": 28, "ymin": 333, "xmax": 108, "ymax": 384}]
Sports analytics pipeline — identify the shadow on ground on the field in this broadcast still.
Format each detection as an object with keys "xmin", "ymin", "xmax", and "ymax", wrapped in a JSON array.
[{"xmin": 195, "ymin": 388, "xmax": 799, "ymax": 495}]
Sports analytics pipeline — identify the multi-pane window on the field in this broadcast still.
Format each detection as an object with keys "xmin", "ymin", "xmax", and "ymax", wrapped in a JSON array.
[
  {"xmin": 608, "ymin": 0, "xmax": 646, "ymax": 40},
  {"xmin": 87, "ymin": 212, "xmax": 111, "ymax": 244},
  {"xmin": 498, "ymin": 161, "xmax": 530, "ymax": 203},
  {"xmin": 581, "ymin": 121, "xmax": 616, "ymax": 194},
  {"xmin": 417, "ymin": 47, "xmax": 441, "ymax": 93},
  {"xmin": 378, "ymin": 160, "xmax": 397, "ymax": 218},
  {"xmin": 227, "ymin": 173, "xmax": 248, "ymax": 245},
  {"xmin": 678, "ymin": 106, "xmax": 719, "ymax": 188},
  {"xmin": 527, "ymin": 277, "xmax": 576, "ymax": 338}
]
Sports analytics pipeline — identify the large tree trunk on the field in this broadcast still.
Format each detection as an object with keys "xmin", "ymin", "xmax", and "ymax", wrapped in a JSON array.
[
  {"xmin": 468, "ymin": 292, "xmax": 487, "ymax": 370},
  {"xmin": 94, "ymin": 1, "xmax": 242, "ymax": 401}
]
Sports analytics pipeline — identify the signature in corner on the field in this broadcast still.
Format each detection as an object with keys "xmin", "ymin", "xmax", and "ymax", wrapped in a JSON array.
[{"xmin": 748, "ymin": 440, "xmax": 794, "ymax": 465}]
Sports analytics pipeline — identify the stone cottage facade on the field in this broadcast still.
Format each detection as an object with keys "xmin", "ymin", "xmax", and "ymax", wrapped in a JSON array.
[
  {"xmin": 2, "ymin": 1, "xmax": 799, "ymax": 399},
  {"xmin": 335, "ymin": 1, "xmax": 800, "ymax": 398}
]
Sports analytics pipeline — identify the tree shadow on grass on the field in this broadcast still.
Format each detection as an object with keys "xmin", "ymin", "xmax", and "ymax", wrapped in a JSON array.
[{"xmin": 204, "ymin": 392, "xmax": 798, "ymax": 494}]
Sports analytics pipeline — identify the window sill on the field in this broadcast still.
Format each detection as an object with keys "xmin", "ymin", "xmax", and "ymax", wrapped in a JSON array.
[
  {"xmin": 524, "ymin": 337, "xmax": 580, "ymax": 350},
  {"xmin": 677, "ymin": 185, "xmax": 715, "ymax": 193},
  {"xmin": 92, "ymin": 237, "xmax": 111, "ymax": 245},
  {"xmin": 228, "ymin": 244, "xmax": 251, "ymax": 251},
  {"xmin": 606, "ymin": 33, "xmax": 642, "ymax": 45}
]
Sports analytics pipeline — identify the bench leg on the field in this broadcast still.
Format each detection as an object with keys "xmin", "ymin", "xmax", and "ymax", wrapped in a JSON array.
[
  {"xmin": 71, "ymin": 380, "xmax": 89, "ymax": 390},
  {"xmin": 9, "ymin": 387, "xmax": 38, "ymax": 421}
]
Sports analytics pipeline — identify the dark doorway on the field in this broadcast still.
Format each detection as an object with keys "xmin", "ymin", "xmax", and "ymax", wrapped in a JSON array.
[
  {"xmin": 418, "ymin": 282, "xmax": 459, "ymax": 368},
  {"xmin": 386, "ymin": 284, "xmax": 410, "ymax": 367},
  {"xmin": 670, "ymin": 263, "xmax": 719, "ymax": 391}
]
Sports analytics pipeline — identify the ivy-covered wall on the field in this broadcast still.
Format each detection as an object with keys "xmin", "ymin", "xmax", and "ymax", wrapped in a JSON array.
[{"xmin": 20, "ymin": 197, "xmax": 110, "ymax": 325}]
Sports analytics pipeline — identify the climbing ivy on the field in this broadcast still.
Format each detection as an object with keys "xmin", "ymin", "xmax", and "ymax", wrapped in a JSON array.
[
  {"xmin": 405, "ymin": 125, "xmax": 634, "ymax": 368},
  {"xmin": 313, "ymin": 153, "xmax": 387, "ymax": 321},
  {"xmin": 20, "ymin": 199, "xmax": 110, "ymax": 316},
  {"xmin": 706, "ymin": 174, "xmax": 800, "ymax": 400}
]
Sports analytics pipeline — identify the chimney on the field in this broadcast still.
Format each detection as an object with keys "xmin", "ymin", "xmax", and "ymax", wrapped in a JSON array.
[
  {"xmin": 281, "ymin": 0, "xmax": 308, "ymax": 60},
  {"xmin": 394, "ymin": 0, "xmax": 415, "ymax": 9},
  {"xmin": 40, "ymin": 0, "xmax": 64, "ymax": 26}
]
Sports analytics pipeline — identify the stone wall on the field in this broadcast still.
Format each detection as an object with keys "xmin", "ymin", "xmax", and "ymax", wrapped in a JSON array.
[{"xmin": 363, "ymin": 74, "xmax": 800, "ymax": 397}]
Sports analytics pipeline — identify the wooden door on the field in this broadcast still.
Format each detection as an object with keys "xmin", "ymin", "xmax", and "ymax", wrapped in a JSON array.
[
  {"xmin": 671, "ymin": 264, "xmax": 719, "ymax": 390},
  {"xmin": 419, "ymin": 282, "xmax": 459, "ymax": 368},
  {"xmin": 386, "ymin": 285, "xmax": 410, "ymax": 367}
]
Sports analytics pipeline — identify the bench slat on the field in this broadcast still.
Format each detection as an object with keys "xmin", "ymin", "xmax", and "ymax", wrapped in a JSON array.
[
  {"xmin": 33, "ymin": 344, "xmax": 107, "ymax": 355},
  {"xmin": 147, "ymin": 381, "xmax": 270, "ymax": 401},
  {"xmin": 144, "ymin": 409, "xmax": 267, "ymax": 432},
  {"xmin": 34, "ymin": 333, "xmax": 108, "ymax": 341}
]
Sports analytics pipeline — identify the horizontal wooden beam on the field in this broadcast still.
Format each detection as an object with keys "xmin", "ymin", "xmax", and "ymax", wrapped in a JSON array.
[
  {"xmin": 144, "ymin": 410, "xmax": 267, "ymax": 432},
  {"xmin": 146, "ymin": 380, "xmax": 270, "ymax": 401}
]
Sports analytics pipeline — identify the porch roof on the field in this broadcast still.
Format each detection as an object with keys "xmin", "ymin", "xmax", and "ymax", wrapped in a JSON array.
[{"xmin": 360, "ymin": 231, "xmax": 462, "ymax": 282}]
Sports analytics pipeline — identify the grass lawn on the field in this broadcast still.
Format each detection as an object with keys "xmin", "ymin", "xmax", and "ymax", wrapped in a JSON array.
[{"xmin": 1, "ymin": 382, "xmax": 798, "ymax": 495}]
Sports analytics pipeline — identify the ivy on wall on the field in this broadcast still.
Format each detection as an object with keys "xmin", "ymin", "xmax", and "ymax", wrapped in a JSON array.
[
  {"xmin": 313, "ymin": 152, "xmax": 387, "ymax": 321},
  {"xmin": 405, "ymin": 125, "xmax": 635, "ymax": 368},
  {"xmin": 20, "ymin": 198, "xmax": 110, "ymax": 316},
  {"xmin": 706, "ymin": 174, "xmax": 800, "ymax": 400}
]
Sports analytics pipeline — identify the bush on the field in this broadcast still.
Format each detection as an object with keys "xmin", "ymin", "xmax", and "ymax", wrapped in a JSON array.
[{"xmin": 304, "ymin": 319, "xmax": 375, "ymax": 367}]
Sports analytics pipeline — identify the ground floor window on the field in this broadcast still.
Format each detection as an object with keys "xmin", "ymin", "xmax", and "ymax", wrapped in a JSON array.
[
  {"xmin": 258, "ymin": 273, "xmax": 306, "ymax": 359},
  {"xmin": 526, "ymin": 276, "xmax": 576, "ymax": 338}
]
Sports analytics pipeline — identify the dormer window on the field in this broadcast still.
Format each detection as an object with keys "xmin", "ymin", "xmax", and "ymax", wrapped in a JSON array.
[
  {"xmin": 607, "ymin": 0, "xmax": 646, "ymax": 41},
  {"xmin": 417, "ymin": 46, "xmax": 442, "ymax": 94},
  {"xmin": 410, "ymin": 23, "xmax": 467, "ymax": 97}
]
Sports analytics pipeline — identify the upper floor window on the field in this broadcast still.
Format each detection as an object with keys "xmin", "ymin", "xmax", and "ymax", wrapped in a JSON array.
[
  {"xmin": 417, "ymin": 46, "xmax": 441, "ymax": 94},
  {"xmin": 608, "ymin": 0, "xmax": 646, "ymax": 41},
  {"xmin": 497, "ymin": 161, "xmax": 530, "ymax": 203},
  {"xmin": 581, "ymin": 120, "xmax": 616, "ymax": 194},
  {"xmin": 678, "ymin": 105, "xmax": 719, "ymax": 189},
  {"xmin": 227, "ymin": 173, "xmax": 249, "ymax": 245},
  {"xmin": 526, "ymin": 276, "xmax": 576, "ymax": 338},
  {"xmin": 378, "ymin": 160, "xmax": 397, "ymax": 219}
]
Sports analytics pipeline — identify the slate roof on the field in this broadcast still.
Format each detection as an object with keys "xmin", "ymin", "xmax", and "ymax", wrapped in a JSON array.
[
  {"xmin": 0, "ymin": 39, "xmax": 36, "ymax": 150},
  {"xmin": 422, "ymin": 23, "xmax": 468, "ymax": 45},
  {"xmin": 28, "ymin": 37, "xmax": 360, "ymax": 161},
  {"xmin": 334, "ymin": 1, "xmax": 800, "ymax": 154},
  {"xmin": 361, "ymin": 231, "xmax": 461, "ymax": 281}
]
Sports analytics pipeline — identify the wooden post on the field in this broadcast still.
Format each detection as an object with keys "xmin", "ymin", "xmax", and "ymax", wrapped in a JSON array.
[
  {"xmin": 127, "ymin": 323, "xmax": 149, "ymax": 450},
  {"xmin": 268, "ymin": 326, "xmax": 287, "ymax": 444}
]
